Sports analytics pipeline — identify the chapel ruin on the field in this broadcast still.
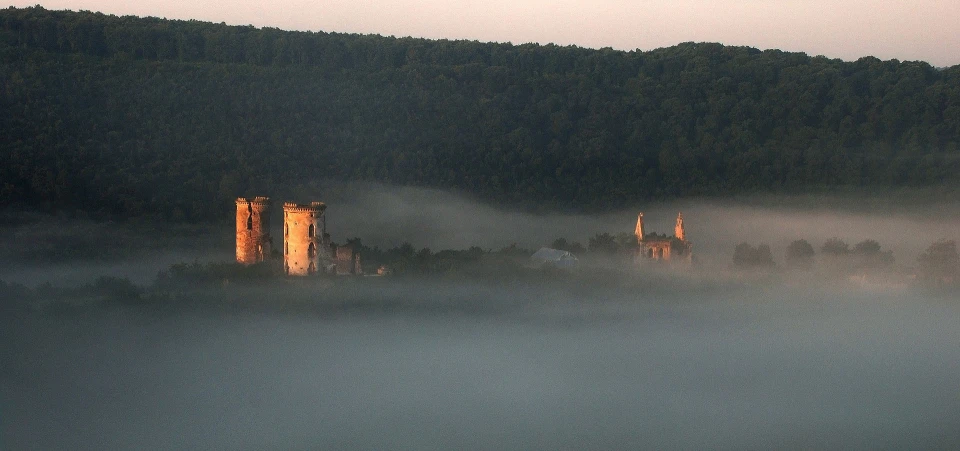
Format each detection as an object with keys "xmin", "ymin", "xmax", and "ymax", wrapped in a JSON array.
[{"xmin": 635, "ymin": 212, "xmax": 693, "ymax": 264}]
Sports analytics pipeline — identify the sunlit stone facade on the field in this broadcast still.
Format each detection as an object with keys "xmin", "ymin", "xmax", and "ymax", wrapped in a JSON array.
[
  {"xmin": 283, "ymin": 202, "xmax": 330, "ymax": 276},
  {"xmin": 236, "ymin": 197, "xmax": 272, "ymax": 265}
]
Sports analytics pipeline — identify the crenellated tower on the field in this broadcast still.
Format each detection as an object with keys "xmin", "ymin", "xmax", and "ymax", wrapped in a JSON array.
[
  {"xmin": 283, "ymin": 202, "xmax": 330, "ymax": 276},
  {"xmin": 236, "ymin": 197, "xmax": 272, "ymax": 265}
]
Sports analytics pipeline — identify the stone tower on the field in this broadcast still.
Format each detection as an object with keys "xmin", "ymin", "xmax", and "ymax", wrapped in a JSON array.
[
  {"xmin": 675, "ymin": 212, "xmax": 686, "ymax": 241},
  {"xmin": 635, "ymin": 212, "xmax": 646, "ymax": 244},
  {"xmin": 283, "ymin": 202, "xmax": 329, "ymax": 276},
  {"xmin": 236, "ymin": 197, "xmax": 272, "ymax": 265}
]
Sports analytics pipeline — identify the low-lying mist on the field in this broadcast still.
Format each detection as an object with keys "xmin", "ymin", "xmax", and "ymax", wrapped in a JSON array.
[
  {"xmin": 2, "ymin": 184, "xmax": 959, "ymax": 449},
  {"xmin": 3, "ymin": 276, "xmax": 959, "ymax": 449},
  {"xmin": 3, "ymin": 183, "xmax": 958, "ymax": 285},
  {"xmin": 315, "ymin": 182, "xmax": 960, "ymax": 268}
]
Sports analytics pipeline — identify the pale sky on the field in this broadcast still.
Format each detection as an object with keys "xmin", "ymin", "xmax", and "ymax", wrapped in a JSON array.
[{"xmin": 8, "ymin": 0, "xmax": 960, "ymax": 66}]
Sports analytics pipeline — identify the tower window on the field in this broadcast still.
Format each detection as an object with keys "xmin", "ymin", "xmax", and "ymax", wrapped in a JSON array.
[
  {"xmin": 246, "ymin": 214, "xmax": 253, "ymax": 230},
  {"xmin": 285, "ymin": 223, "xmax": 289, "ymax": 236},
  {"xmin": 308, "ymin": 242, "xmax": 316, "ymax": 258},
  {"xmin": 308, "ymin": 224, "xmax": 315, "ymax": 238}
]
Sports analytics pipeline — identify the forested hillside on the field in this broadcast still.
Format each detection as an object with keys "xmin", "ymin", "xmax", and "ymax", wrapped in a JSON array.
[{"xmin": 2, "ymin": 6, "xmax": 959, "ymax": 222}]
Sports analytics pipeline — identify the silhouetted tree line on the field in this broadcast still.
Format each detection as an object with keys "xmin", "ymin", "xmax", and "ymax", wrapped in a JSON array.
[
  {"xmin": 733, "ymin": 237, "xmax": 960, "ymax": 286},
  {"xmin": 735, "ymin": 237, "xmax": 898, "ymax": 272},
  {"xmin": 2, "ymin": 7, "xmax": 960, "ymax": 222},
  {"xmin": 733, "ymin": 243, "xmax": 776, "ymax": 269},
  {"xmin": 918, "ymin": 239, "xmax": 959, "ymax": 285}
]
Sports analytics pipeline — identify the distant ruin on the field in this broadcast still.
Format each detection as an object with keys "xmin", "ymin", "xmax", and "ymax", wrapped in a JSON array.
[
  {"xmin": 283, "ymin": 202, "xmax": 332, "ymax": 276},
  {"xmin": 635, "ymin": 212, "xmax": 692, "ymax": 264},
  {"xmin": 235, "ymin": 197, "xmax": 272, "ymax": 265},
  {"xmin": 333, "ymin": 244, "xmax": 362, "ymax": 276},
  {"xmin": 235, "ymin": 197, "xmax": 364, "ymax": 276}
]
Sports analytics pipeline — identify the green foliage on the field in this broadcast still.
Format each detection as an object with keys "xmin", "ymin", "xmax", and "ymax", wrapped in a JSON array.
[
  {"xmin": 918, "ymin": 239, "xmax": 959, "ymax": 285},
  {"xmin": 2, "ymin": 7, "xmax": 960, "ymax": 221},
  {"xmin": 347, "ymin": 239, "xmax": 491, "ymax": 275},
  {"xmin": 821, "ymin": 238, "xmax": 850, "ymax": 256},
  {"xmin": 155, "ymin": 261, "xmax": 278, "ymax": 288},
  {"xmin": 732, "ymin": 242, "xmax": 776, "ymax": 269},
  {"xmin": 785, "ymin": 239, "xmax": 815, "ymax": 269},
  {"xmin": 819, "ymin": 237, "xmax": 894, "ymax": 275},
  {"xmin": 588, "ymin": 232, "xmax": 619, "ymax": 254},
  {"xmin": 852, "ymin": 239, "xmax": 882, "ymax": 255},
  {"xmin": 851, "ymin": 239, "xmax": 894, "ymax": 269},
  {"xmin": 550, "ymin": 237, "xmax": 585, "ymax": 254}
]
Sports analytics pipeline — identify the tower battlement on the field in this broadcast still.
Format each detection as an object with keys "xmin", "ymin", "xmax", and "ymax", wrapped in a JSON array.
[
  {"xmin": 236, "ymin": 196, "xmax": 272, "ymax": 265},
  {"xmin": 283, "ymin": 201, "xmax": 330, "ymax": 276},
  {"xmin": 282, "ymin": 202, "xmax": 326, "ymax": 213},
  {"xmin": 237, "ymin": 197, "xmax": 271, "ymax": 206}
]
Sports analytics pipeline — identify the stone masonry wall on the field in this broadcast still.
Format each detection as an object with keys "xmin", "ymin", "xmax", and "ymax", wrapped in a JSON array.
[{"xmin": 236, "ymin": 197, "xmax": 271, "ymax": 265}]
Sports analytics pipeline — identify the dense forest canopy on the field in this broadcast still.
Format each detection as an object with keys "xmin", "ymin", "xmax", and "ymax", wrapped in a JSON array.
[{"xmin": 2, "ymin": 6, "xmax": 959, "ymax": 222}]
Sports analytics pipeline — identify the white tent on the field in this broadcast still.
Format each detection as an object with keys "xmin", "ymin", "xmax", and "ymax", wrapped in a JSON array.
[{"xmin": 530, "ymin": 247, "xmax": 578, "ymax": 269}]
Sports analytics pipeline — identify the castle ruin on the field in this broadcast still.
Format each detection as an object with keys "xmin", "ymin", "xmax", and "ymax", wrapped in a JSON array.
[
  {"xmin": 236, "ymin": 197, "xmax": 272, "ymax": 265},
  {"xmin": 635, "ymin": 212, "xmax": 692, "ymax": 263},
  {"xmin": 334, "ymin": 244, "xmax": 363, "ymax": 276},
  {"xmin": 283, "ymin": 202, "xmax": 332, "ymax": 276}
]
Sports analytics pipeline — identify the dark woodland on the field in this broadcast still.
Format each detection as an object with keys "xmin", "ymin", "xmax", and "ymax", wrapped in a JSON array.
[{"xmin": 2, "ymin": 7, "xmax": 959, "ymax": 222}]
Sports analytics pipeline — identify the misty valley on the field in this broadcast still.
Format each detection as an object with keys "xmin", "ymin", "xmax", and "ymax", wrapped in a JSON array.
[
  {"xmin": 3, "ymin": 191, "xmax": 960, "ymax": 450},
  {"xmin": 3, "ymin": 5, "xmax": 960, "ymax": 450}
]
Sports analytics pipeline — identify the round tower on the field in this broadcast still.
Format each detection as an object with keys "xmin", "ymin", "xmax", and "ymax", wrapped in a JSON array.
[
  {"xmin": 283, "ymin": 202, "xmax": 328, "ymax": 276},
  {"xmin": 236, "ymin": 197, "xmax": 272, "ymax": 265}
]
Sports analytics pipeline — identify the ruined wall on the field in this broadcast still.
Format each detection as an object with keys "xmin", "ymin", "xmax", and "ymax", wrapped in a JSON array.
[
  {"xmin": 635, "ymin": 211, "xmax": 693, "ymax": 265},
  {"xmin": 236, "ymin": 197, "xmax": 271, "ymax": 265},
  {"xmin": 335, "ymin": 245, "xmax": 362, "ymax": 275},
  {"xmin": 639, "ymin": 241, "xmax": 673, "ymax": 261},
  {"xmin": 283, "ymin": 202, "xmax": 329, "ymax": 276}
]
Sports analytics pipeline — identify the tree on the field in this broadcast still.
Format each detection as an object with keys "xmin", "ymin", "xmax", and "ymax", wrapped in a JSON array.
[
  {"xmin": 852, "ymin": 239, "xmax": 894, "ymax": 270},
  {"xmin": 733, "ymin": 242, "xmax": 775, "ymax": 269},
  {"xmin": 821, "ymin": 238, "xmax": 850, "ymax": 256},
  {"xmin": 550, "ymin": 237, "xmax": 584, "ymax": 254},
  {"xmin": 588, "ymin": 232, "xmax": 619, "ymax": 254},
  {"xmin": 785, "ymin": 239, "xmax": 815, "ymax": 269},
  {"xmin": 3, "ymin": 7, "xmax": 960, "ymax": 222},
  {"xmin": 918, "ymin": 239, "xmax": 959, "ymax": 285},
  {"xmin": 852, "ymin": 239, "xmax": 881, "ymax": 255}
]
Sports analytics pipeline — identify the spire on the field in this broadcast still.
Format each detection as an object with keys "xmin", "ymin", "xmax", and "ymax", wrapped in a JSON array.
[
  {"xmin": 675, "ymin": 212, "xmax": 686, "ymax": 241},
  {"xmin": 635, "ymin": 212, "xmax": 645, "ymax": 244}
]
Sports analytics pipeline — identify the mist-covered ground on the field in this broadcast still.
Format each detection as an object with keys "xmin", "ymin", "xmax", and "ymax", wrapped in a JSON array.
[
  {"xmin": 2, "ymin": 186, "xmax": 959, "ymax": 449},
  {"xmin": 2, "ymin": 277, "xmax": 959, "ymax": 450}
]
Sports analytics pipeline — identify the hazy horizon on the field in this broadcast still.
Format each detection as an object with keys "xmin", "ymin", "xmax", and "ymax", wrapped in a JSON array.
[
  {"xmin": 6, "ymin": 0, "xmax": 960, "ymax": 67},
  {"xmin": 3, "ymin": 184, "xmax": 958, "ymax": 287}
]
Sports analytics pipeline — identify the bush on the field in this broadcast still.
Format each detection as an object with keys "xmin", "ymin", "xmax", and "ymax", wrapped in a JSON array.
[
  {"xmin": 785, "ymin": 239, "xmax": 815, "ymax": 269},
  {"xmin": 733, "ymin": 243, "xmax": 776, "ymax": 269},
  {"xmin": 918, "ymin": 240, "xmax": 959, "ymax": 285}
]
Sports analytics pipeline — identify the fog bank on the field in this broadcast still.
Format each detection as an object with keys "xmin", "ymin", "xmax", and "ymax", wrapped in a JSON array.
[{"xmin": 3, "ymin": 283, "xmax": 959, "ymax": 449}]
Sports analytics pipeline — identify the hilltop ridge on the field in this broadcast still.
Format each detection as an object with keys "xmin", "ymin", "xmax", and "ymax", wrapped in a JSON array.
[{"xmin": 2, "ymin": 6, "xmax": 959, "ymax": 222}]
